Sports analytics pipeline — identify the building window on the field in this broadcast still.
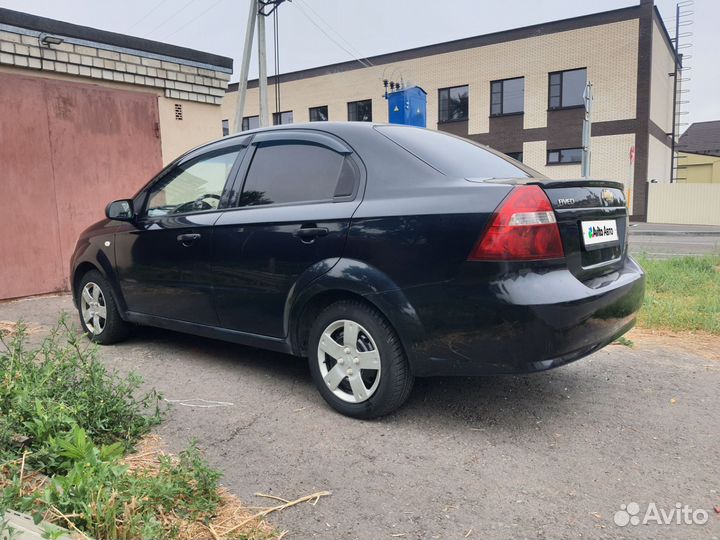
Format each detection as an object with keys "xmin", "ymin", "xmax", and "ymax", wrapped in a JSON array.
[
  {"xmin": 242, "ymin": 115, "xmax": 259, "ymax": 131},
  {"xmin": 347, "ymin": 100, "xmax": 372, "ymax": 122},
  {"xmin": 174, "ymin": 103, "xmax": 183, "ymax": 120},
  {"xmin": 273, "ymin": 111, "xmax": 294, "ymax": 125},
  {"xmin": 491, "ymin": 77, "xmax": 524, "ymax": 116},
  {"xmin": 438, "ymin": 85, "xmax": 468, "ymax": 122},
  {"xmin": 309, "ymin": 106, "xmax": 328, "ymax": 122},
  {"xmin": 222, "ymin": 119, "xmax": 229, "ymax": 136},
  {"xmin": 547, "ymin": 148, "xmax": 582, "ymax": 164},
  {"xmin": 549, "ymin": 68, "xmax": 587, "ymax": 109},
  {"xmin": 505, "ymin": 151, "xmax": 523, "ymax": 162}
]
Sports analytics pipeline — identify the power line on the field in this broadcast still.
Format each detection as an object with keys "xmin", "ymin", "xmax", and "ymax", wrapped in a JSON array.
[
  {"xmin": 295, "ymin": 0, "xmax": 372, "ymax": 67},
  {"xmin": 127, "ymin": 0, "xmax": 172, "ymax": 33},
  {"xmin": 143, "ymin": 0, "xmax": 201, "ymax": 39},
  {"xmin": 292, "ymin": 1, "xmax": 373, "ymax": 69},
  {"xmin": 159, "ymin": 0, "xmax": 229, "ymax": 41}
]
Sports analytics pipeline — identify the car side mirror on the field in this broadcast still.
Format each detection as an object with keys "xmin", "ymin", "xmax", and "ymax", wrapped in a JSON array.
[{"xmin": 106, "ymin": 199, "xmax": 134, "ymax": 222}]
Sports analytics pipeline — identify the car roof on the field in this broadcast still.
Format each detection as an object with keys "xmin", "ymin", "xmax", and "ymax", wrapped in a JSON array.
[
  {"xmin": 175, "ymin": 122, "xmax": 391, "ymax": 167},
  {"xmin": 224, "ymin": 120, "xmax": 382, "ymax": 139}
]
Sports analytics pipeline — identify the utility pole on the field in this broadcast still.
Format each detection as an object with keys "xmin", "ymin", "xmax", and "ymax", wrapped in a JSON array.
[
  {"xmin": 232, "ymin": 0, "xmax": 287, "ymax": 133},
  {"xmin": 257, "ymin": 6, "xmax": 270, "ymax": 127},
  {"xmin": 232, "ymin": 0, "xmax": 257, "ymax": 133},
  {"xmin": 581, "ymin": 81, "xmax": 593, "ymax": 179}
]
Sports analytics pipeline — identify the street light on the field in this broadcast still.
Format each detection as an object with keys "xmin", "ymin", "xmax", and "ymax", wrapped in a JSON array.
[{"xmin": 39, "ymin": 34, "xmax": 64, "ymax": 47}]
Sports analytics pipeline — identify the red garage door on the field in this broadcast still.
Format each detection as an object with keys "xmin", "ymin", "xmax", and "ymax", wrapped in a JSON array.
[{"xmin": 0, "ymin": 73, "xmax": 163, "ymax": 300}]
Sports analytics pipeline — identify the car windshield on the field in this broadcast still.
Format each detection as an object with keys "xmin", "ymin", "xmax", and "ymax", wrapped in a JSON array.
[{"xmin": 375, "ymin": 125, "xmax": 533, "ymax": 180}]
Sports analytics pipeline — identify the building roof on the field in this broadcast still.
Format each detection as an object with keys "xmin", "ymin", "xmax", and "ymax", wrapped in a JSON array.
[
  {"xmin": 678, "ymin": 121, "xmax": 720, "ymax": 157},
  {"xmin": 0, "ymin": 7, "xmax": 232, "ymax": 69},
  {"xmin": 228, "ymin": 1, "xmax": 667, "ymax": 92}
]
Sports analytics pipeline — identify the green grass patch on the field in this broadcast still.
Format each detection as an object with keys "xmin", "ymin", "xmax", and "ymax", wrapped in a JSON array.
[
  {"xmin": 635, "ymin": 254, "xmax": 720, "ymax": 334},
  {"xmin": 0, "ymin": 318, "xmax": 268, "ymax": 539},
  {"xmin": 613, "ymin": 336, "xmax": 634, "ymax": 348}
]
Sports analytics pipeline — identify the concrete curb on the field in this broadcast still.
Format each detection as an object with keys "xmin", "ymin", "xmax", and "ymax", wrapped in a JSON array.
[
  {"xmin": 628, "ymin": 230, "xmax": 720, "ymax": 237},
  {"xmin": 2, "ymin": 510, "xmax": 75, "ymax": 540}
]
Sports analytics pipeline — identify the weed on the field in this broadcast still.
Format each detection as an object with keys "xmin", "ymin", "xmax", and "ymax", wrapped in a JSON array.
[
  {"xmin": 614, "ymin": 336, "xmax": 634, "ymax": 348},
  {"xmin": 0, "ymin": 319, "xmax": 267, "ymax": 539},
  {"xmin": 0, "ymin": 316, "xmax": 162, "ymax": 475}
]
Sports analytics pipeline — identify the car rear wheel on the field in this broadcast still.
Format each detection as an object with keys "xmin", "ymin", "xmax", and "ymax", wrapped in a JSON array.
[
  {"xmin": 308, "ymin": 300, "xmax": 414, "ymax": 419},
  {"xmin": 77, "ymin": 270, "xmax": 129, "ymax": 345}
]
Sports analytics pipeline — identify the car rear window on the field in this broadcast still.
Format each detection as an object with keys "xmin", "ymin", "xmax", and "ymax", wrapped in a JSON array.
[{"xmin": 375, "ymin": 125, "xmax": 531, "ymax": 179}]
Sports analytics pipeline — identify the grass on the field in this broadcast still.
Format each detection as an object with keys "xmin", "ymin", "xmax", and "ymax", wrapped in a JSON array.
[
  {"xmin": 0, "ymin": 318, "xmax": 278, "ymax": 540},
  {"xmin": 613, "ymin": 336, "xmax": 634, "ymax": 348},
  {"xmin": 635, "ymin": 254, "xmax": 720, "ymax": 334}
]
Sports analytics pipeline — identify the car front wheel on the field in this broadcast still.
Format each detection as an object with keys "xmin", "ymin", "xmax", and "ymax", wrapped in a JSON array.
[
  {"xmin": 308, "ymin": 300, "xmax": 414, "ymax": 419},
  {"xmin": 77, "ymin": 270, "xmax": 129, "ymax": 345}
]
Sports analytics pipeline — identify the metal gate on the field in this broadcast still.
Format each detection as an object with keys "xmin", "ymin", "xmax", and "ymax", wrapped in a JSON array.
[{"xmin": 0, "ymin": 72, "xmax": 163, "ymax": 300}]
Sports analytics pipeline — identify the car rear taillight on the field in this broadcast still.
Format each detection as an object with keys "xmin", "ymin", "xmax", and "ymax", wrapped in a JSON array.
[{"xmin": 468, "ymin": 185, "xmax": 564, "ymax": 261}]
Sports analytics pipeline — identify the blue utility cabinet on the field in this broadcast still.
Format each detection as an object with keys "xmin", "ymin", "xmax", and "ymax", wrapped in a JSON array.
[{"xmin": 388, "ymin": 86, "xmax": 427, "ymax": 127}]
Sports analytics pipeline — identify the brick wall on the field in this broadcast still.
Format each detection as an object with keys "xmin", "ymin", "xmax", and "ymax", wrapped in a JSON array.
[{"xmin": 0, "ymin": 29, "xmax": 229, "ymax": 104}]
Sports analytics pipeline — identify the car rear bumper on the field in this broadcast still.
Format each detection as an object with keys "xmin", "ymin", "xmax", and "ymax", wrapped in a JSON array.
[{"xmin": 386, "ymin": 256, "xmax": 645, "ymax": 376}]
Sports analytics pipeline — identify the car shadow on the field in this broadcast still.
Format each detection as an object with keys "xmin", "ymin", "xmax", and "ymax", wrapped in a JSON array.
[
  {"xmin": 124, "ymin": 324, "xmax": 309, "ymax": 374},
  {"xmin": 121, "ymin": 325, "xmax": 594, "ymax": 432}
]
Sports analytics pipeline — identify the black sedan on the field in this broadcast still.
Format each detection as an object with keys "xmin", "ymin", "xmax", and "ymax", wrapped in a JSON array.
[{"xmin": 70, "ymin": 122, "xmax": 645, "ymax": 418}]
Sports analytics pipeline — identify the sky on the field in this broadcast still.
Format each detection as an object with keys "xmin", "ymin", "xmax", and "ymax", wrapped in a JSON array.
[{"xmin": 0, "ymin": 0, "xmax": 717, "ymax": 127}]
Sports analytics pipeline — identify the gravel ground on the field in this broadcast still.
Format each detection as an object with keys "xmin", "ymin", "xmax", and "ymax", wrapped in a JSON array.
[{"xmin": 1, "ymin": 294, "xmax": 718, "ymax": 540}]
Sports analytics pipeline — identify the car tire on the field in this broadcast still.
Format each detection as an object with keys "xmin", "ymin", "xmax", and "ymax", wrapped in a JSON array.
[
  {"xmin": 308, "ymin": 300, "xmax": 414, "ymax": 419},
  {"xmin": 77, "ymin": 270, "xmax": 130, "ymax": 345}
]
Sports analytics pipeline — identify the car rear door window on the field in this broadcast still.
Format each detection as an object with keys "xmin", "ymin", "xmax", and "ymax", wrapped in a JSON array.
[{"xmin": 239, "ymin": 142, "xmax": 356, "ymax": 206}]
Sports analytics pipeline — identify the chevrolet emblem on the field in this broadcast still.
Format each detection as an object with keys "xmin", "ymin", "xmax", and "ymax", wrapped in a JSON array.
[{"xmin": 601, "ymin": 189, "xmax": 615, "ymax": 205}]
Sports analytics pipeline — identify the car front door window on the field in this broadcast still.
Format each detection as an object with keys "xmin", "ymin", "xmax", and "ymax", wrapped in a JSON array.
[{"xmin": 146, "ymin": 150, "xmax": 240, "ymax": 217}]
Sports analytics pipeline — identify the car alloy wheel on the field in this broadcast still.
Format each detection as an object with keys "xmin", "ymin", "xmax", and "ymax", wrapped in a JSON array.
[
  {"xmin": 80, "ymin": 281, "xmax": 107, "ymax": 335},
  {"xmin": 317, "ymin": 319, "xmax": 382, "ymax": 403}
]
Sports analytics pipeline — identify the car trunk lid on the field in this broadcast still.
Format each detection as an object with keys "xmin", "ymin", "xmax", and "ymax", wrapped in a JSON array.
[
  {"xmin": 466, "ymin": 177, "xmax": 629, "ymax": 281},
  {"xmin": 535, "ymin": 179, "xmax": 628, "ymax": 281}
]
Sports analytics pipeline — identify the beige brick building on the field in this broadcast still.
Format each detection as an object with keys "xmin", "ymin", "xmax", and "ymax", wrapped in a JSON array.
[{"xmin": 223, "ymin": 0, "xmax": 676, "ymax": 220}]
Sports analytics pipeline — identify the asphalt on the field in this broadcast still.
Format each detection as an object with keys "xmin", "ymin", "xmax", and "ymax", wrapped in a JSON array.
[
  {"xmin": 1, "ymin": 295, "xmax": 719, "ymax": 540},
  {"xmin": 628, "ymin": 222, "xmax": 720, "ymax": 259}
]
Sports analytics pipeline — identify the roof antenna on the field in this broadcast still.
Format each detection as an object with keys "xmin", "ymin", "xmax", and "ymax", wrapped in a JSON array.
[{"xmin": 670, "ymin": 0, "xmax": 694, "ymax": 182}]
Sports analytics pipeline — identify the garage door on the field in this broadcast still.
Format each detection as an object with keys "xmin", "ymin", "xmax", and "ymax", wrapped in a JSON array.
[{"xmin": 0, "ymin": 73, "xmax": 163, "ymax": 300}]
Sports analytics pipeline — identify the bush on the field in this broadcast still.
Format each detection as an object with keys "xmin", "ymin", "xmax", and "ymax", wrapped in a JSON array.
[
  {"xmin": 0, "ymin": 319, "xmax": 226, "ymax": 539},
  {"xmin": 0, "ymin": 318, "xmax": 161, "ymax": 474}
]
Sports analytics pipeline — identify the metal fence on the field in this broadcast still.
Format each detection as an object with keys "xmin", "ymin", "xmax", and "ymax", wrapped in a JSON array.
[{"xmin": 647, "ymin": 183, "xmax": 720, "ymax": 226}]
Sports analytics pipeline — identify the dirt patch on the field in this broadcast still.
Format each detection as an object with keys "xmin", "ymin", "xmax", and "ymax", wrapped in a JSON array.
[
  {"xmin": 625, "ymin": 328, "xmax": 720, "ymax": 362},
  {"xmin": 124, "ymin": 435, "xmax": 329, "ymax": 540},
  {"xmin": 0, "ymin": 320, "xmax": 21, "ymax": 337},
  {"xmin": 0, "ymin": 320, "xmax": 42, "ymax": 338},
  {"xmin": 2, "ymin": 435, "xmax": 328, "ymax": 540}
]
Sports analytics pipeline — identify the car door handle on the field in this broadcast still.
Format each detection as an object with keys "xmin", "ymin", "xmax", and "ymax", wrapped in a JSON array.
[
  {"xmin": 177, "ymin": 233, "xmax": 201, "ymax": 246},
  {"xmin": 295, "ymin": 227, "xmax": 329, "ymax": 239}
]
